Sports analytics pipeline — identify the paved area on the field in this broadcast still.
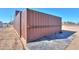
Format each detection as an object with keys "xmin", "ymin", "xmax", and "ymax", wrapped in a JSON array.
[
  {"xmin": 63, "ymin": 25, "xmax": 79, "ymax": 50},
  {"xmin": 27, "ymin": 29, "xmax": 75, "ymax": 50},
  {"xmin": 0, "ymin": 26, "xmax": 24, "ymax": 50}
]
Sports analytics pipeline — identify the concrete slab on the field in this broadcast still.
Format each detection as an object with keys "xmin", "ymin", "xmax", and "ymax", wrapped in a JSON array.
[{"xmin": 27, "ymin": 30, "xmax": 75, "ymax": 50}]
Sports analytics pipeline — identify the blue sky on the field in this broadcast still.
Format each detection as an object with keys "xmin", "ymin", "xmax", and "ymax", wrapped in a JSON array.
[
  {"xmin": 0, "ymin": 8, "xmax": 25, "ymax": 23},
  {"xmin": 0, "ymin": 8, "xmax": 79, "ymax": 23}
]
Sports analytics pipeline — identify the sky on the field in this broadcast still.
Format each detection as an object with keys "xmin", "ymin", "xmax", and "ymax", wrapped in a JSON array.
[
  {"xmin": 0, "ymin": 8, "xmax": 25, "ymax": 23},
  {"xmin": 0, "ymin": 8, "xmax": 79, "ymax": 23}
]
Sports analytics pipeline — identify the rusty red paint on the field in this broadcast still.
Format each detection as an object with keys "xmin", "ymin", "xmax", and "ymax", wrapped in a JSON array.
[
  {"xmin": 13, "ymin": 11, "xmax": 21, "ymax": 37},
  {"xmin": 13, "ymin": 9, "xmax": 62, "ymax": 42},
  {"xmin": 21, "ymin": 10, "xmax": 27, "ymax": 40}
]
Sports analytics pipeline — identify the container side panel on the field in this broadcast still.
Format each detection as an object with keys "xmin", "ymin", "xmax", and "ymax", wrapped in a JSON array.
[
  {"xmin": 13, "ymin": 12, "xmax": 21, "ymax": 37},
  {"xmin": 27, "ymin": 10, "xmax": 61, "ymax": 27},
  {"xmin": 27, "ymin": 26, "xmax": 61, "ymax": 42},
  {"xmin": 27, "ymin": 9, "xmax": 61, "ymax": 42},
  {"xmin": 21, "ymin": 10, "xmax": 27, "ymax": 40}
]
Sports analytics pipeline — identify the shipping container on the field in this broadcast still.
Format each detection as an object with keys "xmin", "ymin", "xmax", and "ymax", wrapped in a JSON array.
[
  {"xmin": 13, "ymin": 8, "xmax": 62, "ymax": 43},
  {"xmin": 27, "ymin": 9, "xmax": 61, "ymax": 42},
  {"xmin": 13, "ymin": 11, "xmax": 21, "ymax": 37},
  {"xmin": 21, "ymin": 10, "xmax": 27, "ymax": 41}
]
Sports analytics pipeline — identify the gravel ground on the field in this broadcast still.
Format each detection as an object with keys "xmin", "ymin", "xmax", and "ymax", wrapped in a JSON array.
[
  {"xmin": 0, "ymin": 26, "xmax": 24, "ymax": 50},
  {"xmin": 27, "ymin": 30, "xmax": 75, "ymax": 50}
]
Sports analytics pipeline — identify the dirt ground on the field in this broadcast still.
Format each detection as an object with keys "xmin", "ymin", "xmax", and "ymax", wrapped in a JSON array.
[
  {"xmin": 0, "ymin": 26, "xmax": 24, "ymax": 50},
  {"xmin": 62, "ymin": 24, "xmax": 79, "ymax": 50}
]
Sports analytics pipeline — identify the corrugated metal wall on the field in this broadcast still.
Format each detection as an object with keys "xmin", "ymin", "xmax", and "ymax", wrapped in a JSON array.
[
  {"xmin": 21, "ymin": 10, "xmax": 27, "ymax": 41},
  {"xmin": 27, "ymin": 9, "xmax": 61, "ymax": 26},
  {"xmin": 13, "ymin": 10, "xmax": 27, "ymax": 41},
  {"xmin": 13, "ymin": 9, "xmax": 61, "ymax": 42},
  {"xmin": 13, "ymin": 11, "xmax": 21, "ymax": 37},
  {"xmin": 27, "ymin": 9, "xmax": 61, "ymax": 42}
]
